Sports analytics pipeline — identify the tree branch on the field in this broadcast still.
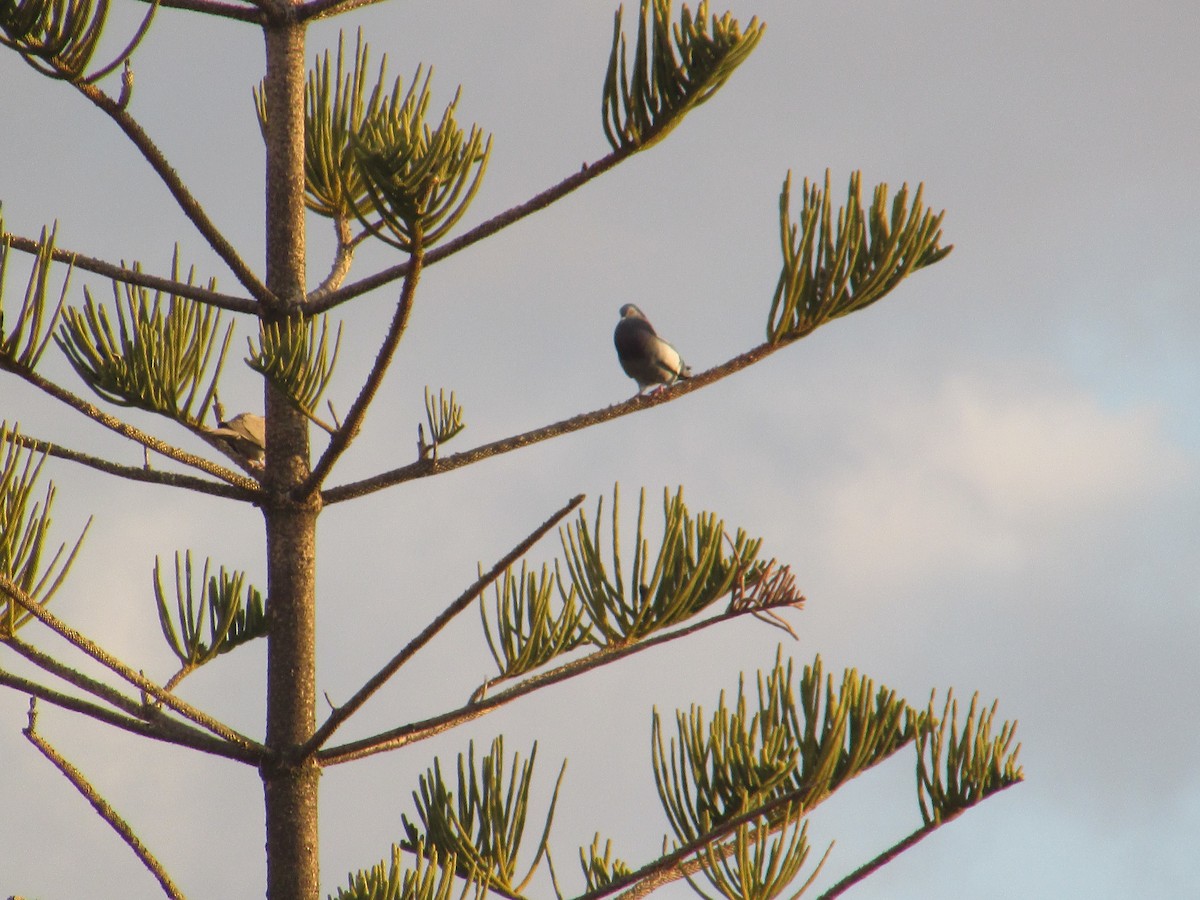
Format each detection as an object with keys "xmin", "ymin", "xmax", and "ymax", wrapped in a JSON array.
[
  {"xmin": 0, "ymin": 575, "xmax": 265, "ymax": 754},
  {"xmin": 71, "ymin": 82, "xmax": 272, "ymax": 304},
  {"xmin": 306, "ymin": 151, "xmax": 630, "ymax": 314},
  {"xmin": 318, "ymin": 600, "xmax": 791, "ymax": 766},
  {"xmin": 0, "ymin": 230, "xmax": 259, "ymax": 315},
  {"xmin": 295, "ymin": 0, "xmax": 395, "ymax": 22},
  {"xmin": 302, "ymin": 235, "xmax": 424, "ymax": 496},
  {"xmin": 3, "ymin": 362, "xmax": 262, "ymax": 491},
  {"xmin": 2, "ymin": 427, "xmax": 260, "ymax": 501},
  {"xmin": 302, "ymin": 493, "xmax": 585, "ymax": 757},
  {"xmin": 322, "ymin": 335, "xmax": 805, "ymax": 505},
  {"xmin": 24, "ymin": 704, "xmax": 187, "ymax": 900},
  {"xmin": 0, "ymin": 667, "xmax": 259, "ymax": 763},
  {"xmin": 130, "ymin": 0, "xmax": 263, "ymax": 20}
]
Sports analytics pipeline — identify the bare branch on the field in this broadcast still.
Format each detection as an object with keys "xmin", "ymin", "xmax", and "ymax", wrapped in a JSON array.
[
  {"xmin": 302, "ymin": 493, "xmax": 585, "ymax": 757},
  {"xmin": 0, "ymin": 231, "xmax": 259, "ymax": 315},
  {"xmin": 2, "ymin": 428, "xmax": 260, "ymax": 501},
  {"xmin": 302, "ymin": 234, "xmax": 424, "ymax": 495},
  {"xmin": 322, "ymin": 335, "xmax": 807, "ymax": 505},
  {"xmin": 296, "ymin": 0, "xmax": 394, "ymax": 22},
  {"xmin": 0, "ymin": 667, "xmax": 258, "ymax": 763},
  {"xmin": 0, "ymin": 575, "xmax": 265, "ymax": 753},
  {"xmin": 305, "ymin": 217, "xmax": 359, "ymax": 306},
  {"xmin": 70, "ymin": 82, "xmax": 271, "ymax": 304},
  {"xmin": 318, "ymin": 600, "xmax": 788, "ymax": 766},
  {"xmin": 24, "ymin": 703, "xmax": 187, "ymax": 900},
  {"xmin": 130, "ymin": 0, "xmax": 262, "ymax": 20},
  {"xmin": 306, "ymin": 151, "xmax": 629, "ymax": 314}
]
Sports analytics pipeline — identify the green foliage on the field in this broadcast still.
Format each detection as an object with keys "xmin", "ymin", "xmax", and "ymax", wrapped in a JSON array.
[
  {"xmin": 402, "ymin": 737, "xmax": 564, "ymax": 898},
  {"xmin": 424, "ymin": 387, "xmax": 464, "ymax": 448},
  {"xmin": 246, "ymin": 315, "xmax": 341, "ymax": 418},
  {"xmin": 916, "ymin": 690, "xmax": 1023, "ymax": 825},
  {"xmin": 479, "ymin": 561, "xmax": 590, "ymax": 682},
  {"xmin": 0, "ymin": 423, "xmax": 90, "ymax": 637},
  {"xmin": 603, "ymin": 0, "xmax": 764, "ymax": 152},
  {"xmin": 767, "ymin": 171, "xmax": 952, "ymax": 343},
  {"xmin": 0, "ymin": 0, "xmax": 156, "ymax": 82},
  {"xmin": 579, "ymin": 834, "xmax": 633, "ymax": 893},
  {"xmin": 688, "ymin": 803, "xmax": 829, "ymax": 900},
  {"xmin": 348, "ymin": 68, "xmax": 491, "ymax": 252},
  {"xmin": 55, "ymin": 252, "xmax": 232, "ymax": 424},
  {"xmin": 653, "ymin": 652, "xmax": 915, "ymax": 845},
  {"xmin": 152, "ymin": 551, "xmax": 266, "ymax": 670},
  {"xmin": 0, "ymin": 216, "xmax": 69, "ymax": 371},
  {"xmin": 331, "ymin": 842, "xmax": 484, "ymax": 900},
  {"xmin": 560, "ymin": 485, "xmax": 766, "ymax": 647}
]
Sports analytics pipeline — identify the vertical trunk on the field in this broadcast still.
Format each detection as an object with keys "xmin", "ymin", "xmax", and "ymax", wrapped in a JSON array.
[{"xmin": 261, "ymin": 16, "xmax": 320, "ymax": 900}]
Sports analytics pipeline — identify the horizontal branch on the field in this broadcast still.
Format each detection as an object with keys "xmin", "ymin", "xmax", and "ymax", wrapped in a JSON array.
[
  {"xmin": 302, "ymin": 493, "xmax": 585, "ymax": 757},
  {"xmin": 24, "ymin": 707, "xmax": 187, "ymax": 900},
  {"xmin": 4, "ymin": 362, "xmax": 262, "ymax": 491},
  {"xmin": 318, "ymin": 600, "xmax": 785, "ymax": 766},
  {"xmin": 322, "ymin": 335, "xmax": 801, "ymax": 505},
  {"xmin": 306, "ymin": 150, "xmax": 630, "ymax": 314},
  {"xmin": 296, "ymin": 0, "xmax": 390, "ymax": 21},
  {"xmin": 3, "ymin": 428, "xmax": 260, "ymax": 501},
  {"xmin": 0, "ymin": 231, "xmax": 259, "ymax": 315},
  {"xmin": 0, "ymin": 574, "xmax": 265, "ymax": 754}
]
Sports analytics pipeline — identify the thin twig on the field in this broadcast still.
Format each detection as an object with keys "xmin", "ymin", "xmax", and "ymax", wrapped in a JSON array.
[
  {"xmin": 322, "ymin": 333, "xmax": 811, "ymax": 505},
  {"xmin": 306, "ymin": 152, "xmax": 629, "ymax": 314},
  {"xmin": 0, "ymin": 575, "xmax": 265, "ymax": 753},
  {"xmin": 24, "ymin": 702, "xmax": 187, "ymax": 900},
  {"xmin": 305, "ymin": 217, "xmax": 359, "ymax": 305},
  {"xmin": 71, "ymin": 82, "xmax": 271, "ymax": 304},
  {"xmin": 302, "ymin": 493, "xmax": 585, "ymax": 757},
  {"xmin": 318, "ymin": 600, "xmax": 790, "ymax": 766},
  {"xmin": 2, "ymin": 428, "xmax": 260, "ymax": 501},
  {"xmin": 4, "ymin": 363, "xmax": 261, "ymax": 491},
  {"xmin": 0, "ymin": 231, "xmax": 259, "ymax": 315},
  {"xmin": 302, "ymin": 232, "xmax": 424, "ymax": 495}
]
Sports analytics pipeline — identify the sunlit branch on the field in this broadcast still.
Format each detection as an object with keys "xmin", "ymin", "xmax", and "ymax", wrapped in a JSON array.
[
  {"xmin": 318, "ymin": 601, "xmax": 787, "ymax": 766},
  {"xmin": 302, "ymin": 493, "xmax": 585, "ymax": 757},
  {"xmin": 71, "ymin": 83, "xmax": 271, "ymax": 304},
  {"xmin": 2, "ymin": 428, "xmax": 260, "ymax": 501},
  {"xmin": 6, "ymin": 363, "xmax": 261, "ymax": 490},
  {"xmin": 322, "ymin": 333, "xmax": 811, "ymax": 505},
  {"xmin": 296, "ymin": 0, "xmax": 396, "ymax": 22},
  {"xmin": 306, "ymin": 217, "xmax": 360, "ymax": 306},
  {"xmin": 306, "ymin": 150, "xmax": 629, "ymax": 314},
  {"xmin": 24, "ymin": 704, "xmax": 187, "ymax": 900},
  {"xmin": 0, "ymin": 575, "xmax": 265, "ymax": 753},
  {"xmin": 0, "ymin": 231, "xmax": 259, "ymax": 314},
  {"xmin": 302, "ymin": 233, "xmax": 423, "ymax": 496},
  {"xmin": 130, "ymin": 0, "xmax": 263, "ymax": 20},
  {"xmin": 0, "ymin": 668, "xmax": 259, "ymax": 762}
]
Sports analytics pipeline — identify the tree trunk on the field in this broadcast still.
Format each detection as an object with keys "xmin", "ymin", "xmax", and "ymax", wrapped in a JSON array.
[{"xmin": 260, "ymin": 16, "xmax": 320, "ymax": 900}]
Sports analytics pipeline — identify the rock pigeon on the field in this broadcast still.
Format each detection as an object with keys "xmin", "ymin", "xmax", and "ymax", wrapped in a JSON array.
[
  {"xmin": 613, "ymin": 304, "xmax": 692, "ymax": 394},
  {"xmin": 210, "ymin": 412, "xmax": 266, "ymax": 460}
]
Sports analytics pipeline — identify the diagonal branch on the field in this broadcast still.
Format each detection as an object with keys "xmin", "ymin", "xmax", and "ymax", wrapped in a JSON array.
[
  {"xmin": 5, "ymin": 362, "xmax": 262, "ymax": 491},
  {"xmin": 295, "ymin": 0, "xmax": 397, "ymax": 22},
  {"xmin": 3, "ymin": 428, "xmax": 260, "ymax": 501},
  {"xmin": 0, "ymin": 574, "xmax": 265, "ymax": 753},
  {"xmin": 70, "ymin": 82, "xmax": 271, "ymax": 304},
  {"xmin": 306, "ymin": 150, "xmax": 629, "ymax": 314},
  {"xmin": 322, "ymin": 333, "xmax": 811, "ymax": 505},
  {"xmin": 301, "ymin": 234, "xmax": 424, "ymax": 496},
  {"xmin": 318, "ymin": 600, "xmax": 789, "ymax": 766},
  {"xmin": 0, "ymin": 667, "xmax": 258, "ymax": 762},
  {"xmin": 24, "ymin": 703, "xmax": 187, "ymax": 900},
  {"xmin": 301, "ymin": 493, "xmax": 585, "ymax": 757},
  {"xmin": 131, "ymin": 0, "xmax": 263, "ymax": 20},
  {"xmin": 0, "ymin": 231, "xmax": 259, "ymax": 315}
]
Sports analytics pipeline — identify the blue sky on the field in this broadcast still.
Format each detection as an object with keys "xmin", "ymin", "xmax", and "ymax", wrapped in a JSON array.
[{"xmin": 2, "ymin": 2, "xmax": 1198, "ymax": 898}]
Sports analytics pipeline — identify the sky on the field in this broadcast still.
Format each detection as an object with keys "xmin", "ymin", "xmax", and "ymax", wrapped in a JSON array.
[{"xmin": 2, "ymin": 1, "xmax": 1198, "ymax": 898}]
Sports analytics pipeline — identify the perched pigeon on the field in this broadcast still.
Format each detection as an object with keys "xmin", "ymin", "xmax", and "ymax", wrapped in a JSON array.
[
  {"xmin": 210, "ymin": 412, "xmax": 266, "ymax": 460},
  {"xmin": 613, "ymin": 304, "xmax": 692, "ymax": 394}
]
